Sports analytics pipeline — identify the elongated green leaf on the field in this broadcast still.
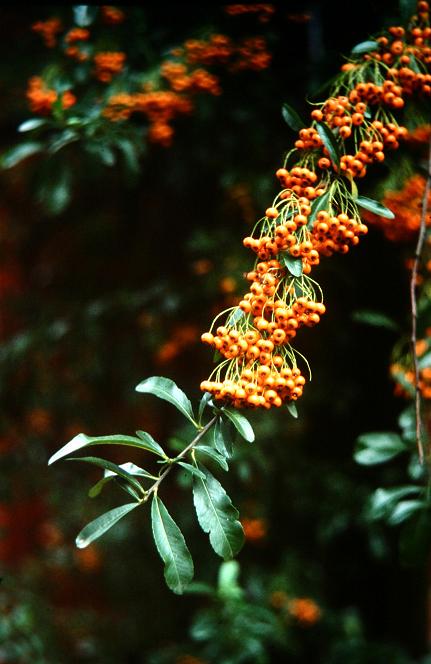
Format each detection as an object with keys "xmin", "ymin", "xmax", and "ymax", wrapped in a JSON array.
[
  {"xmin": 198, "ymin": 392, "xmax": 212, "ymax": 422},
  {"xmin": 1, "ymin": 142, "xmax": 43, "ymax": 169},
  {"xmin": 227, "ymin": 308, "xmax": 244, "ymax": 326},
  {"xmin": 307, "ymin": 190, "xmax": 331, "ymax": 228},
  {"xmin": 135, "ymin": 430, "xmax": 166, "ymax": 456},
  {"xmin": 354, "ymin": 432, "xmax": 407, "ymax": 465},
  {"xmin": 76, "ymin": 502, "xmax": 139, "ymax": 548},
  {"xmin": 368, "ymin": 486, "xmax": 420, "ymax": 520},
  {"xmin": 316, "ymin": 122, "xmax": 340, "ymax": 168},
  {"xmin": 213, "ymin": 418, "xmax": 233, "ymax": 458},
  {"xmin": 388, "ymin": 499, "xmax": 424, "ymax": 526},
  {"xmin": 286, "ymin": 402, "xmax": 298, "ymax": 418},
  {"xmin": 88, "ymin": 462, "xmax": 156, "ymax": 498},
  {"xmin": 281, "ymin": 102, "xmax": 306, "ymax": 132},
  {"xmin": 418, "ymin": 350, "xmax": 431, "ymax": 369},
  {"xmin": 151, "ymin": 495, "xmax": 194, "ymax": 594},
  {"xmin": 178, "ymin": 461, "xmax": 206, "ymax": 479},
  {"xmin": 193, "ymin": 466, "xmax": 244, "ymax": 559},
  {"xmin": 135, "ymin": 376, "xmax": 196, "ymax": 426},
  {"xmin": 356, "ymin": 196, "xmax": 395, "ymax": 219},
  {"xmin": 280, "ymin": 252, "xmax": 303, "ymax": 277},
  {"xmin": 68, "ymin": 456, "xmax": 144, "ymax": 494},
  {"xmin": 352, "ymin": 310, "xmax": 399, "ymax": 331},
  {"xmin": 116, "ymin": 138, "xmax": 140, "ymax": 174},
  {"xmin": 73, "ymin": 5, "xmax": 97, "ymax": 26},
  {"xmin": 221, "ymin": 408, "xmax": 254, "ymax": 443},
  {"xmin": 18, "ymin": 119, "xmax": 48, "ymax": 133},
  {"xmin": 351, "ymin": 40, "xmax": 379, "ymax": 55},
  {"xmin": 48, "ymin": 432, "xmax": 165, "ymax": 465},
  {"xmin": 195, "ymin": 445, "xmax": 229, "ymax": 471}
]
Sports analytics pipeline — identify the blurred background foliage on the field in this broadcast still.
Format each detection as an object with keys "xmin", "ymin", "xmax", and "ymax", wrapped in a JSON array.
[{"xmin": 1, "ymin": 2, "xmax": 431, "ymax": 662}]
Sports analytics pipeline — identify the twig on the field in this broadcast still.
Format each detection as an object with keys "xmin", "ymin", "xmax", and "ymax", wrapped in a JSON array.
[
  {"xmin": 143, "ymin": 415, "xmax": 218, "ymax": 501},
  {"xmin": 410, "ymin": 138, "xmax": 431, "ymax": 465}
]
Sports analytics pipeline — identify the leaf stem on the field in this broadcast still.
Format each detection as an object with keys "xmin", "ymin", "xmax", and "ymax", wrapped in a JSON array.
[
  {"xmin": 143, "ymin": 416, "xmax": 218, "ymax": 502},
  {"xmin": 410, "ymin": 138, "xmax": 431, "ymax": 465}
]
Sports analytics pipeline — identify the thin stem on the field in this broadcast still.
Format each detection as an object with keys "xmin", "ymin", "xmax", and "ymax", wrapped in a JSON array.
[
  {"xmin": 410, "ymin": 138, "xmax": 431, "ymax": 465},
  {"xmin": 143, "ymin": 415, "xmax": 218, "ymax": 501}
]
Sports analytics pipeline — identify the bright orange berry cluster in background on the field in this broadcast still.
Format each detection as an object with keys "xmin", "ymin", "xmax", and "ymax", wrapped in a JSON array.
[
  {"xmin": 269, "ymin": 591, "xmax": 322, "ymax": 626},
  {"xmin": 103, "ymin": 34, "xmax": 271, "ymax": 145},
  {"xmin": 200, "ymin": 0, "xmax": 431, "ymax": 409},
  {"xmin": 26, "ymin": 76, "xmax": 76, "ymax": 115},
  {"xmin": 30, "ymin": 9, "xmax": 272, "ymax": 147},
  {"xmin": 363, "ymin": 172, "xmax": 431, "ymax": 241},
  {"xmin": 224, "ymin": 4, "xmax": 275, "ymax": 23}
]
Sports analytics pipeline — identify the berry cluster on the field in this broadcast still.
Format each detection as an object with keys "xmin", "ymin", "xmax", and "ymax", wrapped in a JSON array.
[{"xmin": 200, "ymin": 1, "xmax": 431, "ymax": 409}]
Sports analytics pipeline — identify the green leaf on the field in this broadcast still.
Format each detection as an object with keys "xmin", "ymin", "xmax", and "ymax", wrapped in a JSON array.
[
  {"xmin": 37, "ymin": 165, "xmax": 72, "ymax": 215},
  {"xmin": 388, "ymin": 500, "xmax": 424, "ymax": 526},
  {"xmin": 221, "ymin": 408, "xmax": 254, "ymax": 442},
  {"xmin": 116, "ymin": 138, "xmax": 140, "ymax": 174},
  {"xmin": 217, "ymin": 560, "xmax": 243, "ymax": 599},
  {"xmin": 226, "ymin": 308, "xmax": 244, "ymax": 326},
  {"xmin": 48, "ymin": 130, "xmax": 79, "ymax": 154},
  {"xmin": 281, "ymin": 102, "xmax": 306, "ymax": 132},
  {"xmin": 198, "ymin": 392, "xmax": 212, "ymax": 422},
  {"xmin": 18, "ymin": 119, "xmax": 48, "ymax": 133},
  {"xmin": 280, "ymin": 252, "xmax": 303, "ymax": 277},
  {"xmin": 316, "ymin": 122, "xmax": 341, "ymax": 168},
  {"xmin": 88, "ymin": 462, "xmax": 156, "ymax": 498},
  {"xmin": 286, "ymin": 402, "xmax": 298, "ymax": 418},
  {"xmin": 73, "ymin": 5, "xmax": 98, "ymax": 26},
  {"xmin": 352, "ymin": 310, "xmax": 399, "ymax": 331},
  {"xmin": 48, "ymin": 432, "xmax": 165, "ymax": 465},
  {"xmin": 418, "ymin": 350, "xmax": 431, "ymax": 369},
  {"xmin": 355, "ymin": 432, "xmax": 407, "ymax": 465},
  {"xmin": 307, "ymin": 191, "xmax": 331, "ymax": 228},
  {"xmin": 368, "ymin": 486, "xmax": 420, "ymax": 520},
  {"xmin": 193, "ymin": 466, "xmax": 244, "ymax": 560},
  {"xmin": 1, "ymin": 142, "xmax": 43, "ymax": 169},
  {"xmin": 356, "ymin": 196, "xmax": 395, "ymax": 219},
  {"xmin": 178, "ymin": 461, "xmax": 206, "ymax": 479},
  {"xmin": 151, "ymin": 495, "xmax": 194, "ymax": 594},
  {"xmin": 76, "ymin": 502, "xmax": 139, "ymax": 548},
  {"xmin": 135, "ymin": 430, "xmax": 166, "ymax": 456},
  {"xmin": 213, "ymin": 418, "xmax": 233, "ymax": 458},
  {"xmin": 85, "ymin": 142, "xmax": 116, "ymax": 166},
  {"xmin": 351, "ymin": 40, "xmax": 379, "ymax": 55},
  {"xmin": 68, "ymin": 456, "xmax": 144, "ymax": 494},
  {"xmin": 195, "ymin": 445, "xmax": 229, "ymax": 471},
  {"xmin": 135, "ymin": 376, "xmax": 196, "ymax": 426}
]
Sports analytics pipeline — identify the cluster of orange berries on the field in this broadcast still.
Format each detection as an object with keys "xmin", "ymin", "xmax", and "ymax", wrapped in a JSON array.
[
  {"xmin": 200, "ymin": 364, "xmax": 307, "ymax": 409},
  {"xmin": 32, "ymin": 17, "xmax": 62, "ymax": 48},
  {"xmin": 270, "ymin": 591, "xmax": 322, "ymax": 626},
  {"xmin": 26, "ymin": 77, "xmax": 76, "ymax": 115},
  {"xmin": 100, "ymin": 5, "xmax": 125, "ymax": 25},
  {"xmin": 94, "ymin": 51, "xmax": 126, "ymax": 82},
  {"xmin": 224, "ymin": 4, "xmax": 275, "ymax": 23},
  {"xmin": 200, "ymin": 1, "xmax": 431, "ymax": 409},
  {"xmin": 161, "ymin": 62, "xmax": 221, "ymax": 95},
  {"xmin": 103, "ymin": 91, "xmax": 193, "ymax": 146},
  {"xmin": 64, "ymin": 27, "xmax": 90, "ymax": 62},
  {"xmin": 178, "ymin": 34, "xmax": 271, "ymax": 72},
  {"xmin": 103, "ymin": 32, "xmax": 270, "ymax": 145},
  {"xmin": 363, "ymin": 173, "xmax": 431, "ymax": 242},
  {"xmin": 391, "ymin": 362, "xmax": 431, "ymax": 399}
]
